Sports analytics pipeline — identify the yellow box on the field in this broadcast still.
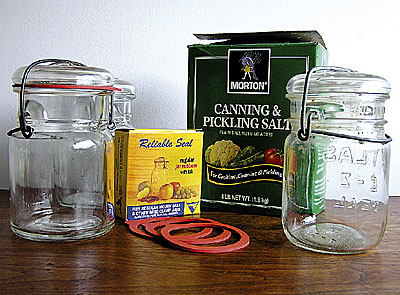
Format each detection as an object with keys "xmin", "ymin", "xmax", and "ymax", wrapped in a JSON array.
[{"xmin": 114, "ymin": 129, "xmax": 203, "ymax": 220}]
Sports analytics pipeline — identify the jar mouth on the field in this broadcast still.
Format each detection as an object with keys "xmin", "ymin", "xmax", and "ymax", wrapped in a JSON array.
[{"xmin": 154, "ymin": 157, "xmax": 169, "ymax": 166}]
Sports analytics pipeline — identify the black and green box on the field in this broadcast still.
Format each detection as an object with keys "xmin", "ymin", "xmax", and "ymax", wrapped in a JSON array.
[{"xmin": 187, "ymin": 31, "xmax": 328, "ymax": 215}]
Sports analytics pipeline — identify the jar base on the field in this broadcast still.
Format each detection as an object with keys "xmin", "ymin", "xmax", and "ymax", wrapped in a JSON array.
[
  {"xmin": 10, "ymin": 215, "xmax": 114, "ymax": 242},
  {"xmin": 285, "ymin": 223, "xmax": 372, "ymax": 254}
]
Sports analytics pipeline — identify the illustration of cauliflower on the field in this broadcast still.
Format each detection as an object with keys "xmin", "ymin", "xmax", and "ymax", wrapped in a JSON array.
[{"xmin": 205, "ymin": 140, "xmax": 240, "ymax": 167}]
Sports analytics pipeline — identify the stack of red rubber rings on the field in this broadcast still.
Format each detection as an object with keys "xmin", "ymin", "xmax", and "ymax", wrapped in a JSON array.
[{"xmin": 126, "ymin": 217, "xmax": 250, "ymax": 253}]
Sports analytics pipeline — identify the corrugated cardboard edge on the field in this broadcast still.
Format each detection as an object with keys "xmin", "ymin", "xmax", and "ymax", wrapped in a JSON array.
[{"xmin": 193, "ymin": 31, "xmax": 326, "ymax": 49}]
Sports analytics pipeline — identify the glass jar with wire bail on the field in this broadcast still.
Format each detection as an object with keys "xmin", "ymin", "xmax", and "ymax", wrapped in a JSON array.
[
  {"xmin": 8, "ymin": 59, "xmax": 120, "ymax": 242},
  {"xmin": 282, "ymin": 67, "xmax": 392, "ymax": 254},
  {"xmin": 103, "ymin": 78, "xmax": 136, "ymax": 230},
  {"xmin": 112, "ymin": 79, "xmax": 136, "ymax": 131}
]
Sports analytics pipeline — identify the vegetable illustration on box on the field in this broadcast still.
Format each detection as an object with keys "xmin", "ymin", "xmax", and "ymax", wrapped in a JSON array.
[{"xmin": 205, "ymin": 140, "xmax": 284, "ymax": 169}]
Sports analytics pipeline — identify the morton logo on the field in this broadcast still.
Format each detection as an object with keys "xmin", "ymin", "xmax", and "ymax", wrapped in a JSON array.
[{"xmin": 227, "ymin": 49, "xmax": 271, "ymax": 94}]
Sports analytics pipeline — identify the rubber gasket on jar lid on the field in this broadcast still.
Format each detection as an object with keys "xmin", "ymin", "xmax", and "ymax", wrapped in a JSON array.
[
  {"xmin": 144, "ymin": 217, "xmax": 230, "ymax": 244},
  {"xmin": 143, "ymin": 217, "xmax": 217, "ymax": 239},
  {"xmin": 15, "ymin": 84, "xmax": 122, "ymax": 91},
  {"xmin": 126, "ymin": 217, "xmax": 172, "ymax": 238},
  {"xmin": 160, "ymin": 222, "xmax": 250, "ymax": 253}
]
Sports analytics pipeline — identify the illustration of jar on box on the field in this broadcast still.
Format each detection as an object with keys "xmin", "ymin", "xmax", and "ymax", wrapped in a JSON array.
[
  {"xmin": 150, "ymin": 157, "xmax": 172, "ymax": 199},
  {"xmin": 282, "ymin": 67, "xmax": 392, "ymax": 254},
  {"xmin": 8, "ymin": 59, "xmax": 120, "ymax": 242}
]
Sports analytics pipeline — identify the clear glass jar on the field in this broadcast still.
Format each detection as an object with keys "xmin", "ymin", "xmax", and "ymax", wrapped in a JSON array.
[
  {"xmin": 113, "ymin": 79, "xmax": 136, "ymax": 130},
  {"xmin": 104, "ymin": 79, "xmax": 136, "ymax": 228},
  {"xmin": 8, "ymin": 59, "xmax": 118, "ymax": 242},
  {"xmin": 282, "ymin": 67, "xmax": 391, "ymax": 254}
]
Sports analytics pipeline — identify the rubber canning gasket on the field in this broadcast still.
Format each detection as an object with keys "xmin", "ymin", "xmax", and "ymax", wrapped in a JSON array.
[
  {"xmin": 144, "ymin": 217, "xmax": 231, "ymax": 244},
  {"xmin": 144, "ymin": 217, "xmax": 220, "ymax": 237},
  {"xmin": 126, "ymin": 217, "xmax": 216, "ymax": 240},
  {"xmin": 126, "ymin": 217, "xmax": 172, "ymax": 238},
  {"xmin": 174, "ymin": 227, "xmax": 231, "ymax": 245},
  {"xmin": 13, "ymin": 84, "xmax": 122, "ymax": 91},
  {"xmin": 160, "ymin": 222, "xmax": 250, "ymax": 254}
]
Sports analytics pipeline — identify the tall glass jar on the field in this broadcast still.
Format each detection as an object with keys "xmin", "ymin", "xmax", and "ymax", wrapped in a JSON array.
[
  {"xmin": 282, "ymin": 67, "xmax": 391, "ymax": 254},
  {"xmin": 104, "ymin": 79, "xmax": 136, "ymax": 229},
  {"xmin": 8, "ymin": 59, "xmax": 119, "ymax": 242},
  {"xmin": 113, "ymin": 79, "xmax": 136, "ymax": 130}
]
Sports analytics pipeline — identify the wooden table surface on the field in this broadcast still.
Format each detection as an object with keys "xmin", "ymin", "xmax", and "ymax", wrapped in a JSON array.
[{"xmin": 1, "ymin": 189, "xmax": 399, "ymax": 295}]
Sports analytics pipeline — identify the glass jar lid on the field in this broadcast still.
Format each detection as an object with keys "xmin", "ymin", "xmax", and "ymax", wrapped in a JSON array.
[
  {"xmin": 9, "ymin": 59, "xmax": 118, "ymax": 139},
  {"xmin": 12, "ymin": 60, "xmax": 115, "ymax": 91},
  {"xmin": 286, "ymin": 67, "xmax": 392, "ymax": 143},
  {"xmin": 286, "ymin": 67, "xmax": 391, "ymax": 122},
  {"xmin": 286, "ymin": 67, "xmax": 391, "ymax": 96},
  {"xmin": 114, "ymin": 79, "xmax": 136, "ymax": 99}
]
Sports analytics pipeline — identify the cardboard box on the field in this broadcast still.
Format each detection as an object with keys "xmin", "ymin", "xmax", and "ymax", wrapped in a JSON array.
[
  {"xmin": 187, "ymin": 31, "xmax": 328, "ymax": 215},
  {"xmin": 114, "ymin": 129, "xmax": 203, "ymax": 220}
]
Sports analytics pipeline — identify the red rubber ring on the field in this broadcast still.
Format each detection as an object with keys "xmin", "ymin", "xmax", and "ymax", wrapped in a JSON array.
[
  {"xmin": 142, "ymin": 216, "xmax": 231, "ymax": 244},
  {"xmin": 160, "ymin": 222, "xmax": 250, "ymax": 253},
  {"xmin": 126, "ymin": 217, "xmax": 172, "ymax": 238},
  {"xmin": 177, "ymin": 227, "xmax": 231, "ymax": 245},
  {"xmin": 126, "ymin": 217, "xmax": 217, "ymax": 240},
  {"xmin": 143, "ymin": 217, "xmax": 219, "ymax": 238},
  {"xmin": 13, "ymin": 83, "xmax": 122, "ymax": 91}
]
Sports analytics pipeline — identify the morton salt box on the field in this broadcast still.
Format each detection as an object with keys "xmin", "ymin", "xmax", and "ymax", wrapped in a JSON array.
[
  {"xmin": 187, "ymin": 31, "xmax": 328, "ymax": 215},
  {"xmin": 114, "ymin": 129, "xmax": 203, "ymax": 220}
]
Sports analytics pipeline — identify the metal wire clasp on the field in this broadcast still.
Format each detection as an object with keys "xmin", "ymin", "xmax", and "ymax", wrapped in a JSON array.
[
  {"xmin": 108, "ymin": 92, "xmax": 117, "ymax": 130},
  {"xmin": 297, "ymin": 66, "xmax": 354, "ymax": 141},
  {"xmin": 297, "ymin": 66, "xmax": 392, "ymax": 144},
  {"xmin": 7, "ymin": 59, "xmax": 86, "ymax": 139}
]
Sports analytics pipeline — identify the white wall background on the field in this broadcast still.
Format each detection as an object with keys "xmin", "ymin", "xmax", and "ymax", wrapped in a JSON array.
[{"xmin": 0, "ymin": 0, "xmax": 399, "ymax": 194}]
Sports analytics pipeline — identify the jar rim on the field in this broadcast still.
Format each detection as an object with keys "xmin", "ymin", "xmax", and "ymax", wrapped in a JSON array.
[
  {"xmin": 286, "ymin": 68, "xmax": 391, "ymax": 97},
  {"xmin": 12, "ymin": 63, "xmax": 116, "ymax": 89},
  {"xmin": 114, "ymin": 79, "xmax": 136, "ymax": 98}
]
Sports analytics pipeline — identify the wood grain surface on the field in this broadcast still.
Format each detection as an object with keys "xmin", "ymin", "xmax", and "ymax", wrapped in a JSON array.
[{"xmin": 0, "ymin": 189, "xmax": 399, "ymax": 294}]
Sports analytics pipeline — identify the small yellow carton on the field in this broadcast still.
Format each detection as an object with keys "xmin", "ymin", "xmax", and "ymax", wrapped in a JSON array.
[{"xmin": 114, "ymin": 129, "xmax": 203, "ymax": 220}]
